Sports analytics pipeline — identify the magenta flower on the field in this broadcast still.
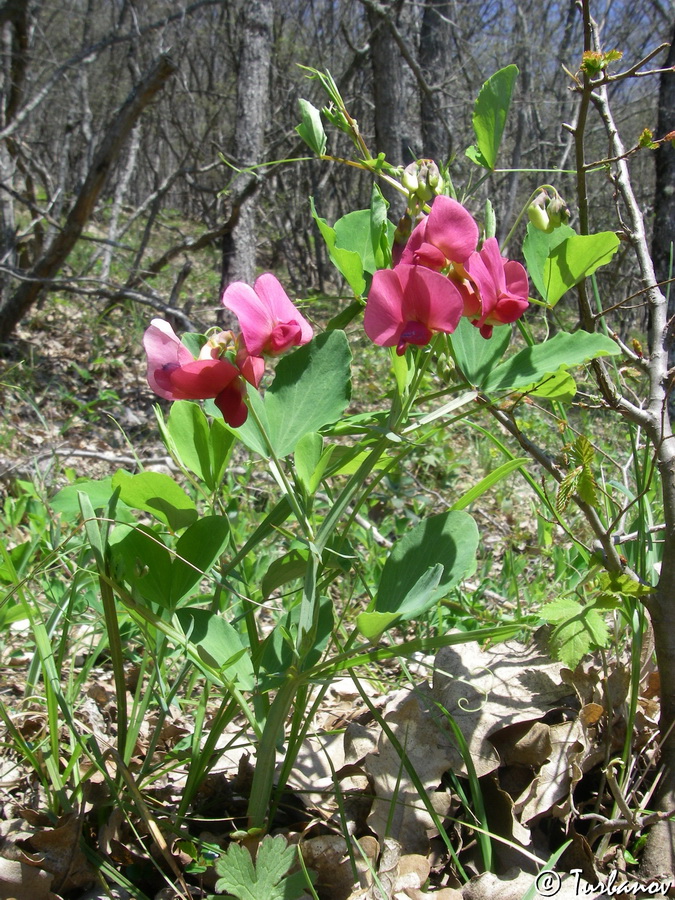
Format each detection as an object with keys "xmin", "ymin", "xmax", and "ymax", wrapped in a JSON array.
[
  {"xmin": 364, "ymin": 264, "xmax": 466, "ymax": 355},
  {"xmin": 399, "ymin": 196, "xmax": 479, "ymax": 271},
  {"xmin": 143, "ymin": 320, "xmax": 260, "ymax": 427},
  {"xmin": 463, "ymin": 238, "xmax": 530, "ymax": 339},
  {"xmin": 221, "ymin": 273, "xmax": 313, "ymax": 357}
]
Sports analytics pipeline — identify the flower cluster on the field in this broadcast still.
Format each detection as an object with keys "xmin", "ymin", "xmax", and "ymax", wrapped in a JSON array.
[
  {"xmin": 365, "ymin": 195, "xmax": 529, "ymax": 352},
  {"xmin": 144, "ymin": 274, "xmax": 312, "ymax": 426}
]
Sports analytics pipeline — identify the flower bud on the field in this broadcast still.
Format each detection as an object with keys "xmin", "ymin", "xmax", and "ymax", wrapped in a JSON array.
[
  {"xmin": 527, "ymin": 191, "xmax": 551, "ymax": 232},
  {"xmin": 546, "ymin": 195, "xmax": 570, "ymax": 228},
  {"xmin": 402, "ymin": 163, "xmax": 420, "ymax": 194},
  {"xmin": 402, "ymin": 159, "xmax": 444, "ymax": 204}
]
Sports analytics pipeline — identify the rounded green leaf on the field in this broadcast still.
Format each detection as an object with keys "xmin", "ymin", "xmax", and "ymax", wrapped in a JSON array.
[
  {"xmin": 375, "ymin": 511, "xmax": 479, "ymax": 615},
  {"xmin": 111, "ymin": 470, "xmax": 197, "ymax": 530}
]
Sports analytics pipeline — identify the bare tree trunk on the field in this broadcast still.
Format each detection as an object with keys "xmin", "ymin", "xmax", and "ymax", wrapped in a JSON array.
[
  {"xmin": 365, "ymin": 0, "xmax": 422, "ymax": 216},
  {"xmin": 220, "ymin": 0, "xmax": 272, "ymax": 288},
  {"xmin": 101, "ymin": 123, "xmax": 142, "ymax": 279},
  {"xmin": 640, "ymin": 24, "xmax": 675, "ymax": 875},
  {"xmin": 0, "ymin": 54, "xmax": 176, "ymax": 342},
  {"xmin": 419, "ymin": 0, "xmax": 452, "ymax": 162},
  {"xmin": 651, "ymin": 21, "xmax": 675, "ymax": 361}
]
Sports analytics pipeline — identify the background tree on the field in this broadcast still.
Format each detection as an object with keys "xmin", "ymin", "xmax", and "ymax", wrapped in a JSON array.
[{"xmin": 220, "ymin": 0, "xmax": 273, "ymax": 288}]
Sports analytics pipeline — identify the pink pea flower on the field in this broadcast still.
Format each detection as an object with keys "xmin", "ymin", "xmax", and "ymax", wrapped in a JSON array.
[
  {"xmin": 364, "ymin": 264, "xmax": 466, "ymax": 356},
  {"xmin": 399, "ymin": 195, "xmax": 479, "ymax": 271},
  {"xmin": 221, "ymin": 273, "xmax": 313, "ymax": 357},
  {"xmin": 463, "ymin": 237, "xmax": 530, "ymax": 339},
  {"xmin": 143, "ymin": 320, "xmax": 262, "ymax": 427}
]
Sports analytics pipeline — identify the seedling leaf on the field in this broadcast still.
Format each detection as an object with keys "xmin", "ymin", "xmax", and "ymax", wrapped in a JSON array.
[{"xmin": 214, "ymin": 834, "xmax": 308, "ymax": 900}]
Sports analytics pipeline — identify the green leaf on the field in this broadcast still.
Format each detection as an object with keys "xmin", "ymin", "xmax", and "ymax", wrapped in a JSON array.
[
  {"xmin": 180, "ymin": 332, "xmax": 207, "ymax": 358},
  {"xmin": 261, "ymin": 547, "xmax": 309, "ymax": 598},
  {"xmin": 215, "ymin": 834, "xmax": 308, "ymax": 900},
  {"xmin": 111, "ymin": 471, "xmax": 197, "ymax": 530},
  {"xmin": 110, "ymin": 517, "xmax": 229, "ymax": 608},
  {"xmin": 51, "ymin": 477, "xmax": 131, "ymax": 520},
  {"xmin": 261, "ymin": 331, "xmax": 352, "ymax": 458},
  {"xmin": 483, "ymin": 331, "xmax": 620, "ymax": 394},
  {"xmin": 326, "ymin": 299, "xmax": 364, "ymax": 331},
  {"xmin": 295, "ymin": 98, "xmax": 327, "ymax": 156},
  {"xmin": 294, "ymin": 432, "xmax": 323, "ymax": 493},
  {"xmin": 358, "ymin": 564, "xmax": 444, "ymax": 641},
  {"xmin": 450, "ymin": 317, "xmax": 511, "ymax": 387},
  {"xmin": 466, "ymin": 65, "xmax": 518, "ymax": 170},
  {"xmin": 370, "ymin": 183, "xmax": 392, "ymax": 269},
  {"xmin": 451, "ymin": 458, "xmax": 529, "ymax": 511},
  {"xmin": 210, "ymin": 417, "xmax": 236, "ymax": 486},
  {"xmin": 166, "ymin": 401, "xmax": 235, "ymax": 490},
  {"xmin": 540, "ymin": 597, "xmax": 609, "ymax": 668},
  {"xmin": 175, "ymin": 607, "xmax": 254, "ymax": 689},
  {"xmin": 170, "ymin": 516, "xmax": 230, "ymax": 605},
  {"xmin": 310, "ymin": 197, "xmax": 366, "ymax": 295},
  {"xmin": 522, "ymin": 222, "xmax": 575, "ymax": 301},
  {"xmin": 167, "ymin": 401, "xmax": 210, "ymax": 481},
  {"xmin": 520, "ymin": 370, "xmax": 577, "ymax": 403},
  {"xmin": 256, "ymin": 594, "xmax": 333, "ymax": 689},
  {"xmin": 374, "ymin": 511, "xmax": 478, "ymax": 617},
  {"xmin": 110, "ymin": 524, "xmax": 172, "ymax": 606},
  {"xmin": 334, "ymin": 209, "xmax": 387, "ymax": 277},
  {"xmin": 542, "ymin": 232, "xmax": 620, "ymax": 305}
]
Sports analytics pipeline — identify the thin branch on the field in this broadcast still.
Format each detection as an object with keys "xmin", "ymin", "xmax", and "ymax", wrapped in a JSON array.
[{"xmin": 484, "ymin": 401, "xmax": 627, "ymax": 573}]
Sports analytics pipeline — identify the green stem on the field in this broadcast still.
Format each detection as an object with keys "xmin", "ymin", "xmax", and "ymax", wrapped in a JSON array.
[
  {"xmin": 247, "ymin": 675, "xmax": 299, "ymax": 829},
  {"xmin": 246, "ymin": 397, "xmax": 314, "ymax": 541}
]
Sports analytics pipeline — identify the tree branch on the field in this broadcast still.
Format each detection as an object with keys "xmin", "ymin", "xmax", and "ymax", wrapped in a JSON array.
[{"xmin": 0, "ymin": 54, "xmax": 176, "ymax": 341}]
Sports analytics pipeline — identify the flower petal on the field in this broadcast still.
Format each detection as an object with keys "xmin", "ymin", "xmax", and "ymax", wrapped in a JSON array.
[
  {"xmin": 167, "ymin": 358, "xmax": 240, "ymax": 400},
  {"xmin": 143, "ymin": 319, "xmax": 195, "ymax": 399},
  {"xmin": 215, "ymin": 379, "xmax": 249, "ymax": 427},
  {"xmin": 425, "ymin": 196, "xmax": 479, "ymax": 264},
  {"xmin": 396, "ymin": 265, "xmax": 464, "ymax": 334},
  {"xmin": 221, "ymin": 282, "xmax": 274, "ymax": 356},
  {"xmin": 236, "ymin": 349, "xmax": 265, "ymax": 387},
  {"xmin": 222, "ymin": 274, "xmax": 312, "ymax": 356},
  {"xmin": 364, "ymin": 268, "xmax": 406, "ymax": 347},
  {"xmin": 254, "ymin": 273, "xmax": 313, "ymax": 345}
]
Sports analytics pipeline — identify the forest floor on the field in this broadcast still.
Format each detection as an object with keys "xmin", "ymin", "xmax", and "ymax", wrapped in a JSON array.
[{"xmin": 0, "ymin": 296, "xmax": 669, "ymax": 900}]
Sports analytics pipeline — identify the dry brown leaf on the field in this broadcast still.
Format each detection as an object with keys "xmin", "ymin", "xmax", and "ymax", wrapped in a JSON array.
[
  {"xmin": 0, "ymin": 856, "xmax": 58, "ymax": 900},
  {"xmin": 300, "ymin": 833, "xmax": 378, "ymax": 900},
  {"xmin": 364, "ymin": 687, "xmax": 456, "ymax": 854},
  {"xmin": 461, "ymin": 867, "xmax": 588, "ymax": 900},
  {"xmin": 490, "ymin": 720, "xmax": 552, "ymax": 767},
  {"xmin": 514, "ymin": 718, "xmax": 586, "ymax": 823},
  {"xmin": 432, "ymin": 641, "xmax": 569, "ymax": 779},
  {"xmin": 21, "ymin": 814, "xmax": 96, "ymax": 892}
]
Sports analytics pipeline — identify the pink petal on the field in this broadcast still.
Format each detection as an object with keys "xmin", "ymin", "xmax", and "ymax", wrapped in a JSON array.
[
  {"xmin": 143, "ymin": 319, "xmax": 195, "ymax": 399},
  {"xmin": 396, "ymin": 265, "xmax": 464, "ymax": 334},
  {"xmin": 221, "ymin": 282, "xmax": 274, "ymax": 356},
  {"xmin": 254, "ymin": 274, "xmax": 312, "ymax": 345},
  {"xmin": 464, "ymin": 247, "xmax": 499, "ymax": 319},
  {"xmin": 215, "ymin": 380, "xmax": 249, "ymax": 427},
  {"xmin": 364, "ymin": 268, "xmax": 406, "ymax": 347},
  {"xmin": 268, "ymin": 321, "xmax": 305, "ymax": 355},
  {"xmin": 399, "ymin": 218, "xmax": 429, "ymax": 267},
  {"xmin": 236, "ymin": 349, "xmax": 265, "ymax": 387},
  {"xmin": 504, "ymin": 259, "xmax": 529, "ymax": 301},
  {"xmin": 410, "ymin": 242, "xmax": 448, "ymax": 271},
  {"xmin": 397, "ymin": 321, "xmax": 433, "ymax": 355},
  {"xmin": 222, "ymin": 275, "xmax": 312, "ymax": 356},
  {"xmin": 167, "ymin": 358, "xmax": 240, "ymax": 400},
  {"xmin": 425, "ymin": 196, "xmax": 479, "ymax": 264}
]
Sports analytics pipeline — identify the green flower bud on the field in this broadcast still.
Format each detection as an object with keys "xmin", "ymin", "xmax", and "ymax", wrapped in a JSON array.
[
  {"xmin": 402, "ymin": 163, "xmax": 419, "ymax": 194},
  {"xmin": 547, "ymin": 195, "xmax": 570, "ymax": 228},
  {"xmin": 527, "ymin": 192, "xmax": 552, "ymax": 232}
]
